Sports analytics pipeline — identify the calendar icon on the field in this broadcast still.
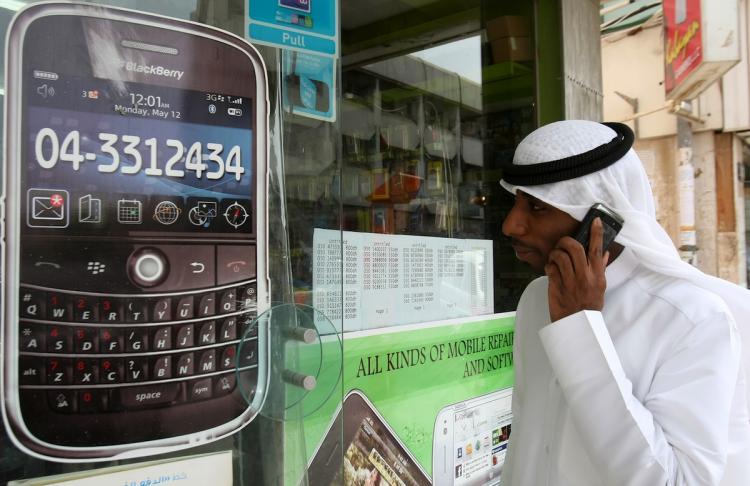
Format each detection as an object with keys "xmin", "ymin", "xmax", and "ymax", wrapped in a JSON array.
[{"xmin": 117, "ymin": 199, "xmax": 142, "ymax": 224}]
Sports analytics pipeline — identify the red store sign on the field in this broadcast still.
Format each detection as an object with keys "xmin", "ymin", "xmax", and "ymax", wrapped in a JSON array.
[{"xmin": 664, "ymin": 0, "xmax": 703, "ymax": 96}]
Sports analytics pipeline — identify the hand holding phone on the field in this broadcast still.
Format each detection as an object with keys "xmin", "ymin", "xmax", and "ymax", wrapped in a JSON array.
[
  {"xmin": 572, "ymin": 203, "xmax": 624, "ymax": 254},
  {"xmin": 545, "ymin": 204, "xmax": 623, "ymax": 321}
]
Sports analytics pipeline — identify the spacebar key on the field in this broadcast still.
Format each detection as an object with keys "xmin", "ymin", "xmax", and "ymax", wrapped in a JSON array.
[{"xmin": 117, "ymin": 383, "xmax": 182, "ymax": 409}]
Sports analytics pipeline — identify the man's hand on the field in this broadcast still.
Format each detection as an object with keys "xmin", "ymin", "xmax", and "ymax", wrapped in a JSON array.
[{"xmin": 545, "ymin": 217, "xmax": 609, "ymax": 322}]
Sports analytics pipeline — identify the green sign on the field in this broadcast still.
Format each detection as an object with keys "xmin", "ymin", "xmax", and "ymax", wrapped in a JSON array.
[{"xmin": 302, "ymin": 314, "xmax": 515, "ymax": 479}]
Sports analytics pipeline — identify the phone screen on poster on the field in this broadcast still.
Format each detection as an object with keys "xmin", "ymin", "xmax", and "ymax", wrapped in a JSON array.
[
  {"xmin": 308, "ymin": 390, "xmax": 431, "ymax": 486},
  {"xmin": 433, "ymin": 389, "xmax": 513, "ymax": 486}
]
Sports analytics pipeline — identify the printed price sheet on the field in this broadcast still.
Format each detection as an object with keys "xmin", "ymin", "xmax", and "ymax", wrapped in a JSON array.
[{"xmin": 313, "ymin": 229, "xmax": 494, "ymax": 331}]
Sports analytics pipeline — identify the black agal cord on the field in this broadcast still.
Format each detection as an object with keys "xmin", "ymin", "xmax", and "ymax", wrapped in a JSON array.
[{"xmin": 502, "ymin": 122, "xmax": 635, "ymax": 186}]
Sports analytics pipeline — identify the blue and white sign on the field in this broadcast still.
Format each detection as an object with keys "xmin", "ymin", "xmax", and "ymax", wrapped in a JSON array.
[
  {"xmin": 247, "ymin": 0, "xmax": 339, "ymax": 57},
  {"xmin": 282, "ymin": 50, "xmax": 336, "ymax": 122}
]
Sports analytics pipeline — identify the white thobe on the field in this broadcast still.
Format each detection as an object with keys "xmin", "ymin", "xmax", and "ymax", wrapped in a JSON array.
[{"xmin": 503, "ymin": 247, "xmax": 750, "ymax": 485}]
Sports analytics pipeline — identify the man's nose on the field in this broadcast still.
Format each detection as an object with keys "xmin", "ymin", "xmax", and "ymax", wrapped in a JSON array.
[{"xmin": 502, "ymin": 203, "xmax": 527, "ymax": 238}]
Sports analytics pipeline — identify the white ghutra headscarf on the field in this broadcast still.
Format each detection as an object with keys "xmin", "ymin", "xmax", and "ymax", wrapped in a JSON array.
[{"xmin": 500, "ymin": 120, "xmax": 750, "ymax": 408}]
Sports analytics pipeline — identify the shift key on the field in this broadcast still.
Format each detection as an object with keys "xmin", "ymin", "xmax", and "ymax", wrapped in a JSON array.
[{"xmin": 117, "ymin": 382, "xmax": 182, "ymax": 409}]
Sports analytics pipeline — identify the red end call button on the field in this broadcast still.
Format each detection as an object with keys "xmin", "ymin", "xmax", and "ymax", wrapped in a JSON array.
[{"xmin": 217, "ymin": 245, "xmax": 256, "ymax": 285}]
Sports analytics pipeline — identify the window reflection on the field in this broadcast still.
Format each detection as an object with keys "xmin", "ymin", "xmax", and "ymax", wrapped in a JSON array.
[{"xmin": 338, "ymin": 20, "xmax": 537, "ymax": 311}]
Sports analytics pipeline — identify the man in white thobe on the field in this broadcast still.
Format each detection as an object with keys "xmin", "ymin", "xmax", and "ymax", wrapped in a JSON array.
[{"xmin": 499, "ymin": 120, "xmax": 750, "ymax": 486}]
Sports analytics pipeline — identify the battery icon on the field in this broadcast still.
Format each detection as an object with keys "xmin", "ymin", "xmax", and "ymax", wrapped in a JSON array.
[
  {"xmin": 33, "ymin": 70, "xmax": 59, "ymax": 81},
  {"xmin": 227, "ymin": 107, "xmax": 243, "ymax": 116}
]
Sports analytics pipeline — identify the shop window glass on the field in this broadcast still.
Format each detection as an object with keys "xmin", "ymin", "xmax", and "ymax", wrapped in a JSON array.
[
  {"xmin": 0, "ymin": 0, "xmax": 549, "ymax": 484},
  {"xmin": 329, "ymin": 1, "xmax": 538, "ymax": 333}
]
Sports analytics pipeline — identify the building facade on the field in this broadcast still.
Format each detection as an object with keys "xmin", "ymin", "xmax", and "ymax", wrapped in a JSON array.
[{"xmin": 602, "ymin": 0, "xmax": 749, "ymax": 286}]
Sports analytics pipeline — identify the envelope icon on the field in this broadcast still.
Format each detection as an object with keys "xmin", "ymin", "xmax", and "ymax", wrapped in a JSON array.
[
  {"xmin": 27, "ymin": 188, "xmax": 69, "ymax": 228},
  {"xmin": 33, "ymin": 196, "xmax": 64, "ymax": 220}
]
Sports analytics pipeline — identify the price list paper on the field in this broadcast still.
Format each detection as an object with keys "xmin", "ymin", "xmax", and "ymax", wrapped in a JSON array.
[{"xmin": 313, "ymin": 229, "xmax": 494, "ymax": 331}]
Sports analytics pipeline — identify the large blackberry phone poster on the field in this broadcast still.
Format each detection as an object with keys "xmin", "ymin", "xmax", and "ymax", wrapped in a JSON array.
[{"xmin": 2, "ymin": 3, "xmax": 269, "ymax": 462}]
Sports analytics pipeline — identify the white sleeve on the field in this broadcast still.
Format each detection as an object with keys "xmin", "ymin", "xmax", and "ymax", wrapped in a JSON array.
[
  {"xmin": 501, "ymin": 319, "xmax": 522, "ymax": 486},
  {"xmin": 539, "ymin": 310, "xmax": 740, "ymax": 486},
  {"xmin": 501, "ymin": 279, "xmax": 542, "ymax": 486}
]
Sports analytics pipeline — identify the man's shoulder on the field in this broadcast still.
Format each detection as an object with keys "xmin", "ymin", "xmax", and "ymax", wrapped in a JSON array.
[
  {"xmin": 514, "ymin": 276, "xmax": 549, "ymax": 328},
  {"xmin": 628, "ymin": 268, "xmax": 730, "ymax": 324},
  {"xmin": 518, "ymin": 276, "xmax": 548, "ymax": 307},
  {"xmin": 522, "ymin": 275, "xmax": 547, "ymax": 296}
]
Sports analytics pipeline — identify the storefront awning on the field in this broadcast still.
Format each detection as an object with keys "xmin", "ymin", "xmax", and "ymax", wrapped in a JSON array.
[{"xmin": 601, "ymin": 0, "xmax": 662, "ymax": 35}]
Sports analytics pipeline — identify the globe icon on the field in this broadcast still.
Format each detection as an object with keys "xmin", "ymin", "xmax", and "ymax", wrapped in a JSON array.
[{"xmin": 154, "ymin": 201, "xmax": 181, "ymax": 225}]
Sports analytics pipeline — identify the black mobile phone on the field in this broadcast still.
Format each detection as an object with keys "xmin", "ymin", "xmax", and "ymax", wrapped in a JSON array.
[
  {"xmin": 572, "ymin": 203, "xmax": 624, "ymax": 253},
  {"xmin": 307, "ymin": 390, "xmax": 432, "ymax": 486},
  {"xmin": 3, "ymin": 3, "xmax": 269, "ymax": 460}
]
